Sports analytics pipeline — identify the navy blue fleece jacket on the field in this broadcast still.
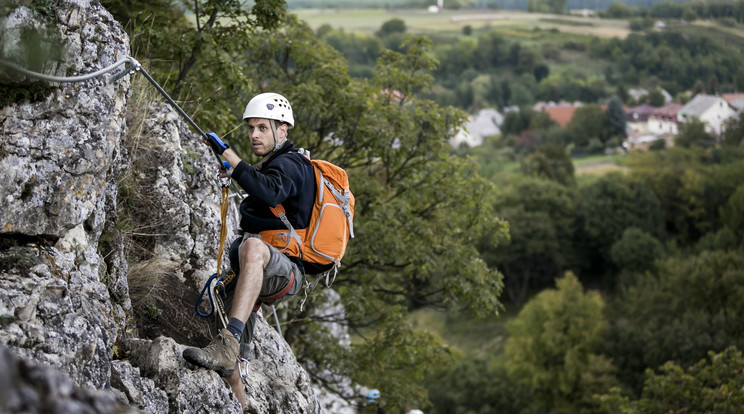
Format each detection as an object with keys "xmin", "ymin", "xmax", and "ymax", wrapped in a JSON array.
[{"xmin": 230, "ymin": 142, "xmax": 323, "ymax": 273}]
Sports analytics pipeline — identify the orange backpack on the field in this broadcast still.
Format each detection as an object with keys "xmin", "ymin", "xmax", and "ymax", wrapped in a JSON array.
[{"xmin": 259, "ymin": 155, "xmax": 355, "ymax": 275}]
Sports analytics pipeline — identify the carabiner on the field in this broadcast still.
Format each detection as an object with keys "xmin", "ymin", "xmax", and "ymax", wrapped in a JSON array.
[{"xmin": 238, "ymin": 356, "xmax": 250, "ymax": 381}]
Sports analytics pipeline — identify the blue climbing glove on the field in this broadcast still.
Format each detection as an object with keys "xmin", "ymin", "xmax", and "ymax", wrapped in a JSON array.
[{"xmin": 205, "ymin": 132, "xmax": 229, "ymax": 155}]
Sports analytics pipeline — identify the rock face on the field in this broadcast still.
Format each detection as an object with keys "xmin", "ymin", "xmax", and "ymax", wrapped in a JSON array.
[{"xmin": 0, "ymin": 2, "xmax": 321, "ymax": 413}]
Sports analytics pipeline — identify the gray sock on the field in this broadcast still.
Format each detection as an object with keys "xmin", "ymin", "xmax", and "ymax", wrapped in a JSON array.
[{"xmin": 226, "ymin": 317, "xmax": 244, "ymax": 342}]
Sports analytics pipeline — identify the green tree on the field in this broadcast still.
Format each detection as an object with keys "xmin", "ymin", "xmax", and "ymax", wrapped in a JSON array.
[
  {"xmin": 475, "ymin": 32, "xmax": 507, "ymax": 69},
  {"xmin": 609, "ymin": 227, "xmax": 664, "ymax": 274},
  {"xmin": 567, "ymin": 104, "xmax": 611, "ymax": 150},
  {"xmin": 102, "ymin": 0, "xmax": 288, "ymax": 131},
  {"xmin": 501, "ymin": 109, "xmax": 533, "ymax": 136},
  {"xmin": 533, "ymin": 63, "xmax": 550, "ymax": 82},
  {"xmin": 520, "ymin": 143, "xmax": 575, "ymax": 186},
  {"xmin": 722, "ymin": 112, "xmax": 744, "ymax": 147},
  {"xmin": 605, "ymin": 2, "xmax": 630, "ymax": 18},
  {"xmin": 578, "ymin": 173, "xmax": 663, "ymax": 273},
  {"xmin": 644, "ymin": 88, "xmax": 666, "ymax": 106},
  {"xmin": 376, "ymin": 18, "xmax": 406, "ymax": 38},
  {"xmin": 426, "ymin": 353, "xmax": 535, "ymax": 414},
  {"xmin": 527, "ymin": 0, "xmax": 567, "ymax": 14},
  {"xmin": 240, "ymin": 26, "xmax": 509, "ymax": 409},
  {"xmin": 599, "ymin": 347, "xmax": 744, "ymax": 414},
  {"xmin": 695, "ymin": 227, "xmax": 740, "ymax": 253},
  {"xmin": 720, "ymin": 185, "xmax": 744, "ymax": 240},
  {"xmin": 481, "ymin": 175, "xmax": 577, "ymax": 305},
  {"xmin": 675, "ymin": 118, "xmax": 715, "ymax": 148},
  {"xmin": 625, "ymin": 147, "xmax": 744, "ymax": 245},
  {"xmin": 605, "ymin": 250, "xmax": 744, "ymax": 393},
  {"xmin": 515, "ymin": 46, "xmax": 540, "ymax": 75},
  {"xmin": 682, "ymin": 7, "xmax": 699, "ymax": 22},
  {"xmin": 506, "ymin": 272, "xmax": 616, "ymax": 413},
  {"xmin": 606, "ymin": 96, "xmax": 627, "ymax": 138}
]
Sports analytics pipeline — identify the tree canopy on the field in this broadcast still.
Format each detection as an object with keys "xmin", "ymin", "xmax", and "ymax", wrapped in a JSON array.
[{"xmin": 506, "ymin": 272, "xmax": 615, "ymax": 413}]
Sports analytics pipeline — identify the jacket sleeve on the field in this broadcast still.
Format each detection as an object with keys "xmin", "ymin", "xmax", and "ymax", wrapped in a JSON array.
[{"xmin": 230, "ymin": 157, "xmax": 301, "ymax": 207}]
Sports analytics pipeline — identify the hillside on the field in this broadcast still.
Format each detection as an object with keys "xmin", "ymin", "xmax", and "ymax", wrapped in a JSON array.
[{"xmin": 296, "ymin": 8, "xmax": 632, "ymax": 38}]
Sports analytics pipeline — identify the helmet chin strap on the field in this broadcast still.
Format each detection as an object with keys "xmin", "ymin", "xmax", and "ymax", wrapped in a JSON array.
[
  {"xmin": 270, "ymin": 119, "xmax": 286, "ymax": 151},
  {"xmin": 255, "ymin": 120, "xmax": 286, "ymax": 171}
]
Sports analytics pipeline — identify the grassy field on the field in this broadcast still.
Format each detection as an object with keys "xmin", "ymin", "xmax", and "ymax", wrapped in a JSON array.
[
  {"xmin": 410, "ymin": 307, "xmax": 512, "ymax": 356},
  {"xmin": 573, "ymin": 153, "xmax": 626, "ymax": 176},
  {"xmin": 294, "ymin": 8, "xmax": 631, "ymax": 39}
]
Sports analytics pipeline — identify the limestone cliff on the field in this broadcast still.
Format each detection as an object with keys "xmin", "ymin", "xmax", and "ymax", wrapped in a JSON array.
[{"xmin": 0, "ymin": 2, "xmax": 326, "ymax": 413}]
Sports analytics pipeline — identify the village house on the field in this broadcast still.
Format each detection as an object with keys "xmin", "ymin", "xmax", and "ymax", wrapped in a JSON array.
[
  {"xmin": 648, "ymin": 103, "xmax": 683, "ymax": 136},
  {"xmin": 626, "ymin": 103, "xmax": 656, "ymax": 134},
  {"xmin": 543, "ymin": 105, "xmax": 578, "ymax": 128},
  {"xmin": 722, "ymin": 93, "xmax": 744, "ymax": 112},
  {"xmin": 450, "ymin": 108, "xmax": 503, "ymax": 148},
  {"xmin": 678, "ymin": 94, "xmax": 737, "ymax": 136}
]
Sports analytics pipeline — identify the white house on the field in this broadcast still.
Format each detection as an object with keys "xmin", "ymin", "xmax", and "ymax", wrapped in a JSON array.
[
  {"xmin": 625, "ymin": 103, "xmax": 656, "ymax": 134},
  {"xmin": 450, "ymin": 108, "xmax": 503, "ymax": 148},
  {"xmin": 723, "ymin": 93, "xmax": 744, "ymax": 112},
  {"xmin": 648, "ymin": 103, "xmax": 683, "ymax": 136},
  {"xmin": 678, "ymin": 94, "xmax": 737, "ymax": 136}
]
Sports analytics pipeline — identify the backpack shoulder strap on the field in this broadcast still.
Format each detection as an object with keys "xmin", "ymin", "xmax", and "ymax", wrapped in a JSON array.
[{"xmin": 269, "ymin": 204, "xmax": 303, "ymax": 247}]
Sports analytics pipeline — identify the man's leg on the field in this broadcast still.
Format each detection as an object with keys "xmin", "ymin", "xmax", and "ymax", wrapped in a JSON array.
[
  {"xmin": 182, "ymin": 238, "xmax": 270, "ymax": 377},
  {"xmin": 227, "ymin": 368, "xmax": 246, "ymax": 409},
  {"xmin": 229, "ymin": 237, "xmax": 270, "ymax": 322}
]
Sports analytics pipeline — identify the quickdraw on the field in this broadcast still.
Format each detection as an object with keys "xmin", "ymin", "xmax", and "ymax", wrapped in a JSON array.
[{"xmin": 194, "ymin": 180, "xmax": 233, "ymax": 330}]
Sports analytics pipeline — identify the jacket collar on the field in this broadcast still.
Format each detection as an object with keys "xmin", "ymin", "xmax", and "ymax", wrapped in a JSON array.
[{"xmin": 254, "ymin": 140, "xmax": 295, "ymax": 171}]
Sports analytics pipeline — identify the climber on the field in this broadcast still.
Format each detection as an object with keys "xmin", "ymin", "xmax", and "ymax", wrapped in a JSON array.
[{"xmin": 182, "ymin": 92, "xmax": 321, "ymax": 408}]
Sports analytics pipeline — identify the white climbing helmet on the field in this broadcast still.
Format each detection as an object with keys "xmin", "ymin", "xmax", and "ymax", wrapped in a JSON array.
[
  {"xmin": 243, "ymin": 92, "xmax": 294, "ymax": 128},
  {"xmin": 365, "ymin": 389, "xmax": 381, "ymax": 403}
]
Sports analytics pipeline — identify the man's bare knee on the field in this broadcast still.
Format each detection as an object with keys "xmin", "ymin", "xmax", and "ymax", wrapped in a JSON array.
[{"xmin": 239, "ymin": 238, "xmax": 270, "ymax": 265}]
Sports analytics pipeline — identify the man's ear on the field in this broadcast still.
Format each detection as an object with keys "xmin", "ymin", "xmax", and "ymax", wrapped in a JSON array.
[{"xmin": 279, "ymin": 123, "xmax": 289, "ymax": 139}]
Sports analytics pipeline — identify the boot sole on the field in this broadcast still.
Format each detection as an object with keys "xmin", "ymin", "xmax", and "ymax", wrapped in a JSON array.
[{"xmin": 183, "ymin": 349, "xmax": 235, "ymax": 378}]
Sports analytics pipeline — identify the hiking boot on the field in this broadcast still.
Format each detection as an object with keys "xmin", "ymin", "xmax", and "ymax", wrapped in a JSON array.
[{"xmin": 183, "ymin": 329, "xmax": 239, "ymax": 377}]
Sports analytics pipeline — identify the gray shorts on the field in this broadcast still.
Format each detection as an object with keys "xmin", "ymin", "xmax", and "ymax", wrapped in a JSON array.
[
  {"xmin": 223, "ymin": 235, "xmax": 303, "ymax": 351},
  {"xmin": 257, "ymin": 241, "xmax": 304, "ymax": 301}
]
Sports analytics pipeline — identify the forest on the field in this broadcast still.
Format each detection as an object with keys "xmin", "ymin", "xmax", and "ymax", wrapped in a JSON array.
[{"xmin": 97, "ymin": 0, "xmax": 744, "ymax": 412}]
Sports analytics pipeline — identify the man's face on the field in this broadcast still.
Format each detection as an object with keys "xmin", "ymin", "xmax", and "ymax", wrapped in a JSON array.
[{"xmin": 247, "ymin": 118, "xmax": 285, "ymax": 156}]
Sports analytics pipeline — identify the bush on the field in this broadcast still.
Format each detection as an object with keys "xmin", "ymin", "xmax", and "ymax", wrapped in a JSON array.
[
  {"xmin": 610, "ymin": 227, "xmax": 664, "ymax": 273},
  {"xmin": 586, "ymin": 137, "xmax": 605, "ymax": 154},
  {"xmin": 718, "ymin": 17, "xmax": 737, "ymax": 27},
  {"xmin": 649, "ymin": 138, "xmax": 665, "ymax": 151},
  {"xmin": 598, "ymin": 347, "xmax": 744, "ymax": 414}
]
